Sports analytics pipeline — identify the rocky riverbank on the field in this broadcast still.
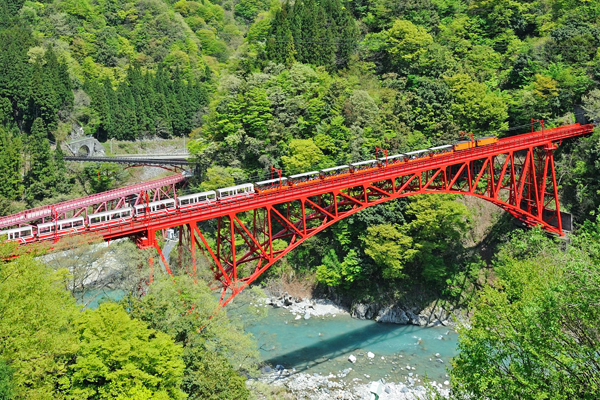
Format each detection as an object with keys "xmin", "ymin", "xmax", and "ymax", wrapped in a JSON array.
[
  {"xmin": 248, "ymin": 369, "xmax": 450, "ymax": 399},
  {"xmin": 263, "ymin": 291, "xmax": 467, "ymax": 328}
]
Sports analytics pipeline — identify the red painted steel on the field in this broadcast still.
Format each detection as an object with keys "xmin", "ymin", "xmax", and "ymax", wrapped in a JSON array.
[
  {"xmin": 0, "ymin": 173, "xmax": 186, "ymax": 230},
  {"xmin": 1, "ymin": 123, "xmax": 595, "ymax": 304}
]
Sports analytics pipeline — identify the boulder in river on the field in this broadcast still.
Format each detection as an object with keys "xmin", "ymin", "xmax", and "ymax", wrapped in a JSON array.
[
  {"xmin": 348, "ymin": 354, "xmax": 357, "ymax": 363},
  {"xmin": 351, "ymin": 303, "xmax": 379, "ymax": 320},
  {"xmin": 367, "ymin": 352, "xmax": 375, "ymax": 359},
  {"xmin": 375, "ymin": 306, "xmax": 410, "ymax": 324}
]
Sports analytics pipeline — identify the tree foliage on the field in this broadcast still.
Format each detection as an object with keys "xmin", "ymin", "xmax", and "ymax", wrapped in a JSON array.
[
  {"xmin": 0, "ymin": 253, "xmax": 79, "ymax": 399},
  {"xmin": 451, "ymin": 225, "xmax": 600, "ymax": 399},
  {"xmin": 126, "ymin": 276, "xmax": 259, "ymax": 400},
  {"xmin": 69, "ymin": 303, "xmax": 186, "ymax": 400}
]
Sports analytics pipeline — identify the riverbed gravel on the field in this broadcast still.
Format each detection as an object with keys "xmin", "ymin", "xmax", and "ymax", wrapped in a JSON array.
[{"xmin": 248, "ymin": 369, "xmax": 450, "ymax": 399}]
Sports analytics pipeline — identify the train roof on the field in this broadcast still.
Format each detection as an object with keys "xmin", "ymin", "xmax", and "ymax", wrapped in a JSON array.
[
  {"xmin": 429, "ymin": 145, "xmax": 453, "ymax": 151},
  {"xmin": 387, "ymin": 154, "xmax": 405, "ymax": 160},
  {"xmin": 405, "ymin": 149, "xmax": 430, "ymax": 156},
  {"xmin": 255, "ymin": 177, "xmax": 288, "ymax": 186},
  {"xmin": 178, "ymin": 190, "xmax": 217, "ymax": 200},
  {"xmin": 0, "ymin": 226, "xmax": 33, "ymax": 235},
  {"xmin": 135, "ymin": 198, "xmax": 175, "ymax": 208},
  {"xmin": 351, "ymin": 159, "xmax": 378, "ymax": 166},
  {"xmin": 453, "ymin": 140, "xmax": 472, "ymax": 144},
  {"xmin": 321, "ymin": 165, "xmax": 350, "ymax": 173},
  {"xmin": 38, "ymin": 216, "xmax": 85, "ymax": 228},
  {"xmin": 90, "ymin": 207, "xmax": 133, "ymax": 218},
  {"xmin": 289, "ymin": 171, "xmax": 320, "ymax": 179},
  {"xmin": 476, "ymin": 136, "xmax": 496, "ymax": 140},
  {"xmin": 217, "ymin": 183, "xmax": 255, "ymax": 193}
]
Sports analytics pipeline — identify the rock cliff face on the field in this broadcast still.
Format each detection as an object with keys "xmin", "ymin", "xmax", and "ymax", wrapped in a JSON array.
[{"xmin": 351, "ymin": 302, "xmax": 464, "ymax": 327}]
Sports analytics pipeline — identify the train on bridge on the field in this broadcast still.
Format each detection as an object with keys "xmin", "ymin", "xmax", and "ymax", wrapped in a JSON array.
[{"xmin": 1, "ymin": 135, "xmax": 499, "ymax": 244}]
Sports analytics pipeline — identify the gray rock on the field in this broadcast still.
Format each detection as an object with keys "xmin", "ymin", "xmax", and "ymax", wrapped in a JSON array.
[
  {"xmin": 351, "ymin": 303, "xmax": 379, "ymax": 319},
  {"xmin": 375, "ymin": 306, "xmax": 410, "ymax": 324}
]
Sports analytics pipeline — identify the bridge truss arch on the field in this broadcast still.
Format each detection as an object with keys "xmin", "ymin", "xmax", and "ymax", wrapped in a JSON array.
[{"xmin": 173, "ymin": 140, "xmax": 569, "ymax": 305}]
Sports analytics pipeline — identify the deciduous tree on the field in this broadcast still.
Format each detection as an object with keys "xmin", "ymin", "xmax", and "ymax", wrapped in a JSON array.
[{"xmin": 69, "ymin": 303, "xmax": 186, "ymax": 400}]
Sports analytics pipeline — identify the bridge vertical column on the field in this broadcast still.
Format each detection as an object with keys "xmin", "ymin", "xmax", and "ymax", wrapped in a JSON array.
[
  {"xmin": 549, "ymin": 150, "xmax": 562, "ymax": 233},
  {"xmin": 189, "ymin": 223, "xmax": 197, "ymax": 280}
]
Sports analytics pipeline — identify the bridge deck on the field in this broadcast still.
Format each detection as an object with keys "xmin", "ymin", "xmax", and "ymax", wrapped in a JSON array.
[{"xmin": 1, "ymin": 123, "xmax": 595, "ymax": 237}]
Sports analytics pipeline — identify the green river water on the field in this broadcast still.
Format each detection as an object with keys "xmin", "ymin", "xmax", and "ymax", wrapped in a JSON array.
[{"xmin": 244, "ymin": 306, "xmax": 458, "ymax": 383}]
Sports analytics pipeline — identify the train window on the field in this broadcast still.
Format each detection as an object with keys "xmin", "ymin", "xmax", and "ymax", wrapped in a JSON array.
[{"xmin": 39, "ymin": 225, "xmax": 54, "ymax": 234}]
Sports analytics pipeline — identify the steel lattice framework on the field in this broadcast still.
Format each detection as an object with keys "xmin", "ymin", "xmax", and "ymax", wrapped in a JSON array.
[{"xmin": 1, "ymin": 123, "xmax": 595, "ymax": 304}]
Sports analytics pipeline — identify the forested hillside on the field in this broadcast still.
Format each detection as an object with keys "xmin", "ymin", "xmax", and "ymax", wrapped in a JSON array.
[
  {"xmin": 1, "ymin": 0, "xmax": 600, "ymax": 397},
  {"xmin": 0, "ymin": 0, "xmax": 599, "ymax": 306}
]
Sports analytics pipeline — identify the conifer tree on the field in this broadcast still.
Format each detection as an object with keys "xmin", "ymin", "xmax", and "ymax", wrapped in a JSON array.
[
  {"xmin": 169, "ymin": 69, "xmax": 187, "ymax": 136},
  {"xmin": 336, "ymin": 14, "xmax": 359, "ymax": 68},
  {"xmin": 0, "ymin": 126, "xmax": 22, "ymax": 200},
  {"xmin": 0, "ymin": 26, "xmax": 34, "ymax": 129},
  {"xmin": 44, "ymin": 46, "xmax": 72, "ymax": 115},
  {"xmin": 113, "ymin": 84, "xmax": 138, "ymax": 140},
  {"xmin": 0, "ymin": 97, "xmax": 11, "ymax": 125},
  {"xmin": 25, "ymin": 118, "xmax": 54, "ymax": 202},
  {"xmin": 28, "ymin": 60, "xmax": 59, "ymax": 132},
  {"xmin": 266, "ymin": 7, "xmax": 296, "ymax": 66},
  {"xmin": 53, "ymin": 143, "xmax": 71, "ymax": 195},
  {"xmin": 154, "ymin": 92, "xmax": 172, "ymax": 138},
  {"xmin": 315, "ymin": 5, "xmax": 336, "ymax": 68},
  {"xmin": 289, "ymin": 0, "xmax": 305, "ymax": 61},
  {"xmin": 103, "ymin": 79, "xmax": 118, "ymax": 138}
]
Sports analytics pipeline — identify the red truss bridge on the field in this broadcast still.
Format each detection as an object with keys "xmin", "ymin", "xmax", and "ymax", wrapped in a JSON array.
[{"xmin": 0, "ymin": 122, "xmax": 595, "ymax": 304}]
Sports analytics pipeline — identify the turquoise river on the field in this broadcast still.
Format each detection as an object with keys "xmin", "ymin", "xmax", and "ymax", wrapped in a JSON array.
[{"xmin": 244, "ymin": 306, "xmax": 458, "ymax": 383}]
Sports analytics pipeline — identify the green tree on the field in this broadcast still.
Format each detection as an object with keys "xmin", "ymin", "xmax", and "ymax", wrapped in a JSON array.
[
  {"xmin": 445, "ymin": 74, "xmax": 508, "ymax": 134},
  {"xmin": 363, "ymin": 195, "xmax": 470, "ymax": 283},
  {"xmin": 556, "ymin": 127, "xmax": 600, "ymax": 220},
  {"xmin": 25, "ymin": 118, "xmax": 55, "ymax": 203},
  {"xmin": 0, "ymin": 25, "xmax": 34, "ymax": 129},
  {"xmin": 377, "ymin": 19, "xmax": 434, "ymax": 74},
  {"xmin": 0, "ymin": 252, "xmax": 79, "ymax": 399},
  {"xmin": 199, "ymin": 166, "xmax": 236, "ymax": 191},
  {"xmin": 69, "ymin": 303, "xmax": 186, "ymax": 400},
  {"xmin": 281, "ymin": 138, "xmax": 325, "ymax": 173},
  {"xmin": 451, "ymin": 226, "xmax": 600, "ymax": 399},
  {"xmin": 363, "ymin": 223, "xmax": 414, "ymax": 279},
  {"xmin": 54, "ymin": 143, "xmax": 71, "ymax": 195},
  {"xmin": 126, "ymin": 276, "xmax": 259, "ymax": 400},
  {"xmin": 0, "ymin": 359, "xmax": 13, "ymax": 400},
  {"xmin": 582, "ymin": 89, "xmax": 600, "ymax": 123},
  {"xmin": 265, "ymin": 7, "xmax": 296, "ymax": 66},
  {"xmin": 316, "ymin": 248, "xmax": 362, "ymax": 287},
  {"xmin": 28, "ymin": 60, "xmax": 59, "ymax": 131},
  {"xmin": 81, "ymin": 163, "xmax": 125, "ymax": 194},
  {"xmin": 0, "ymin": 126, "xmax": 22, "ymax": 200}
]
